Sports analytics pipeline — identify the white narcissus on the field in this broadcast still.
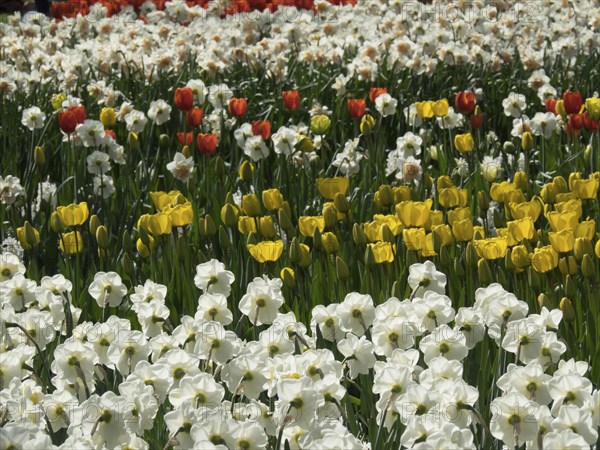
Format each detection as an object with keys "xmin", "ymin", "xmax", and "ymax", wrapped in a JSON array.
[
  {"xmin": 147, "ymin": 99, "xmax": 171, "ymax": 125},
  {"xmin": 490, "ymin": 392, "xmax": 539, "ymax": 449},
  {"xmin": 407, "ymin": 261, "xmax": 447, "ymax": 296},
  {"xmin": 311, "ymin": 304, "xmax": 345, "ymax": 342},
  {"xmin": 419, "ymin": 324, "xmax": 469, "ymax": 364},
  {"xmin": 336, "ymin": 292, "xmax": 375, "ymax": 336},
  {"xmin": 239, "ymin": 276, "xmax": 284, "ymax": 326},
  {"xmin": 194, "ymin": 259, "xmax": 235, "ymax": 297},
  {"xmin": 276, "ymin": 376, "xmax": 318, "ymax": 428},
  {"xmin": 168, "ymin": 373, "xmax": 225, "ymax": 410},
  {"xmin": 221, "ymin": 355, "xmax": 268, "ymax": 400},
  {"xmin": 88, "ymin": 271, "xmax": 128, "ymax": 308},
  {"xmin": 166, "ymin": 152, "xmax": 195, "ymax": 183},
  {"xmin": 502, "ymin": 92, "xmax": 527, "ymax": 118},
  {"xmin": 337, "ymin": 333, "xmax": 377, "ymax": 379},
  {"xmin": 21, "ymin": 106, "xmax": 46, "ymax": 130},
  {"xmin": 195, "ymin": 292, "xmax": 233, "ymax": 325},
  {"xmin": 375, "ymin": 93, "xmax": 397, "ymax": 117}
]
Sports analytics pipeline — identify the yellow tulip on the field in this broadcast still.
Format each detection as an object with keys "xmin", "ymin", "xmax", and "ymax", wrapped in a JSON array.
[
  {"xmin": 149, "ymin": 212, "xmax": 172, "ymax": 235},
  {"xmin": 321, "ymin": 232, "xmax": 340, "ymax": 254},
  {"xmin": 421, "ymin": 233, "xmax": 437, "ymax": 257},
  {"xmin": 100, "ymin": 107, "xmax": 117, "ymax": 128},
  {"xmin": 316, "ymin": 177, "xmax": 349, "ymax": 200},
  {"xmin": 238, "ymin": 161, "xmax": 254, "ymax": 181},
  {"xmin": 247, "ymin": 240, "xmax": 284, "ymax": 263},
  {"xmin": 424, "ymin": 210, "xmax": 444, "ymax": 231},
  {"xmin": 403, "ymin": 227, "xmax": 426, "ymax": 251},
  {"xmin": 393, "ymin": 186, "xmax": 412, "ymax": 203},
  {"xmin": 360, "ymin": 114, "xmax": 376, "ymax": 135},
  {"xmin": 363, "ymin": 222, "xmax": 382, "ymax": 243},
  {"xmin": 415, "ymin": 101, "xmax": 434, "ymax": 119},
  {"xmin": 571, "ymin": 178, "xmax": 599, "ymax": 200},
  {"xmin": 368, "ymin": 242, "xmax": 395, "ymax": 263},
  {"xmin": 530, "ymin": 246, "xmax": 559, "ymax": 273},
  {"xmin": 298, "ymin": 216, "xmax": 325, "ymax": 237},
  {"xmin": 262, "ymin": 189, "xmax": 284, "ymax": 212},
  {"xmin": 221, "ymin": 203, "xmax": 240, "ymax": 227},
  {"xmin": 432, "ymin": 99, "xmax": 449, "ymax": 117},
  {"xmin": 241, "ymin": 194, "xmax": 261, "ymax": 217},
  {"xmin": 56, "ymin": 202, "xmax": 89, "ymax": 227},
  {"xmin": 585, "ymin": 97, "xmax": 600, "ymax": 120},
  {"xmin": 432, "ymin": 224, "xmax": 454, "ymax": 247},
  {"xmin": 508, "ymin": 199, "xmax": 542, "ymax": 221},
  {"xmin": 149, "ymin": 191, "xmax": 180, "ymax": 211},
  {"xmin": 280, "ymin": 267, "xmax": 295, "ymax": 288},
  {"xmin": 496, "ymin": 228, "xmax": 519, "ymax": 247},
  {"xmin": 438, "ymin": 187, "xmax": 468, "ymax": 209},
  {"xmin": 59, "ymin": 231, "xmax": 84, "ymax": 255},
  {"xmin": 238, "ymin": 216, "xmax": 258, "ymax": 235},
  {"xmin": 258, "ymin": 216, "xmax": 277, "ymax": 239},
  {"xmin": 396, "ymin": 200, "xmax": 432, "ymax": 228},
  {"xmin": 447, "ymin": 207, "xmax": 472, "ymax": 226},
  {"xmin": 549, "ymin": 229, "xmax": 576, "ymax": 253},
  {"xmin": 454, "ymin": 133, "xmax": 474, "ymax": 153},
  {"xmin": 507, "ymin": 217, "xmax": 535, "ymax": 242},
  {"xmin": 168, "ymin": 203, "xmax": 194, "ymax": 227},
  {"xmin": 17, "ymin": 222, "xmax": 40, "ymax": 250},
  {"xmin": 373, "ymin": 214, "xmax": 403, "ymax": 236},
  {"xmin": 323, "ymin": 202, "xmax": 346, "ymax": 221},
  {"xmin": 546, "ymin": 210, "xmax": 579, "ymax": 232},
  {"xmin": 136, "ymin": 235, "xmax": 156, "ymax": 258},
  {"xmin": 554, "ymin": 199, "xmax": 583, "ymax": 219},
  {"xmin": 575, "ymin": 220, "xmax": 596, "ymax": 240},
  {"xmin": 555, "ymin": 193, "xmax": 579, "ymax": 203},
  {"xmin": 310, "ymin": 114, "xmax": 331, "ymax": 134},
  {"xmin": 490, "ymin": 182, "xmax": 517, "ymax": 203},
  {"xmin": 473, "ymin": 237, "xmax": 508, "ymax": 260},
  {"xmin": 511, "ymin": 245, "xmax": 531, "ymax": 269},
  {"xmin": 452, "ymin": 218, "xmax": 474, "ymax": 242},
  {"xmin": 298, "ymin": 243, "xmax": 311, "ymax": 267}
]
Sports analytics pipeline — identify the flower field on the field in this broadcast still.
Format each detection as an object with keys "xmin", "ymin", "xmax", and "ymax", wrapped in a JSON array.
[{"xmin": 1, "ymin": 0, "xmax": 600, "ymax": 448}]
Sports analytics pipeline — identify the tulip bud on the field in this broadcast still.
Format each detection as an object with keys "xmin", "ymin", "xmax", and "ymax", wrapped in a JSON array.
[
  {"xmin": 477, "ymin": 259, "xmax": 493, "ymax": 285},
  {"xmin": 477, "ymin": 190, "xmax": 490, "ymax": 216},
  {"xmin": 380, "ymin": 224, "xmax": 395, "ymax": 244},
  {"xmin": 289, "ymin": 237, "xmax": 301, "ymax": 263},
  {"xmin": 203, "ymin": 214, "xmax": 217, "ymax": 236},
  {"xmin": 333, "ymin": 193, "xmax": 350, "ymax": 214},
  {"xmin": 558, "ymin": 256, "xmax": 578, "ymax": 276},
  {"xmin": 406, "ymin": 250, "xmax": 419, "ymax": 267},
  {"xmin": 559, "ymin": 297, "xmax": 575, "ymax": 321},
  {"xmin": 537, "ymin": 293, "xmax": 552, "ymax": 310},
  {"xmin": 527, "ymin": 267, "xmax": 541, "ymax": 291},
  {"xmin": 50, "ymin": 212, "xmax": 65, "ymax": 233},
  {"xmin": 215, "ymin": 156, "xmax": 225, "ymax": 177},
  {"xmin": 122, "ymin": 230, "xmax": 132, "ymax": 251},
  {"xmin": 466, "ymin": 242, "xmax": 478, "ymax": 267},
  {"xmin": 218, "ymin": 226, "xmax": 232, "ymax": 250},
  {"xmin": 96, "ymin": 226, "xmax": 109, "ymax": 250},
  {"xmin": 225, "ymin": 192, "xmax": 235, "ymax": 205},
  {"xmin": 439, "ymin": 245, "xmax": 452, "ymax": 267},
  {"xmin": 321, "ymin": 232, "xmax": 339, "ymax": 254},
  {"xmin": 513, "ymin": 171, "xmax": 528, "ymax": 193},
  {"xmin": 221, "ymin": 204, "xmax": 238, "ymax": 228},
  {"xmin": 128, "ymin": 132, "xmax": 139, "ymax": 151},
  {"xmin": 242, "ymin": 194, "xmax": 261, "ymax": 217},
  {"xmin": 503, "ymin": 141, "xmax": 515, "ymax": 154},
  {"xmin": 278, "ymin": 209, "xmax": 295, "ymax": 235},
  {"xmin": 259, "ymin": 217, "xmax": 277, "ymax": 239},
  {"xmin": 280, "ymin": 267, "xmax": 295, "ymax": 288},
  {"xmin": 492, "ymin": 208, "xmax": 504, "ymax": 229},
  {"xmin": 574, "ymin": 237, "xmax": 593, "ymax": 261},
  {"xmin": 295, "ymin": 135, "xmax": 314, "ymax": 153},
  {"xmin": 564, "ymin": 275, "xmax": 576, "ymax": 298},
  {"xmin": 352, "ymin": 223, "xmax": 367, "ymax": 247},
  {"xmin": 364, "ymin": 245, "xmax": 376, "ymax": 267},
  {"xmin": 88, "ymin": 215, "xmax": 101, "ymax": 238},
  {"xmin": 555, "ymin": 100, "xmax": 567, "ymax": 117},
  {"xmin": 34, "ymin": 146, "xmax": 45, "ymax": 166},
  {"xmin": 159, "ymin": 134, "xmax": 171, "ymax": 150},
  {"xmin": 582, "ymin": 254, "xmax": 595, "ymax": 278},
  {"xmin": 553, "ymin": 176, "xmax": 568, "ymax": 193},
  {"xmin": 360, "ymin": 114, "xmax": 375, "ymax": 135},
  {"xmin": 505, "ymin": 248, "xmax": 516, "ymax": 271},
  {"xmin": 323, "ymin": 205, "xmax": 338, "ymax": 229},
  {"xmin": 453, "ymin": 257, "xmax": 465, "ymax": 278},
  {"xmin": 182, "ymin": 145, "xmax": 190, "ymax": 157},
  {"xmin": 198, "ymin": 217, "xmax": 206, "ymax": 237},
  {"xmin": 239, "ymin": 161, "xmax": 254, "ymax": 182},
  {"xmin": 312, "ymin": 228, "xmax": 323, "ymax": 251},
  {"xmin": 336, "ymin": 256, "xmax": 349, "ymax": 280},
  {"xmin": 378, "ymin": 185, "xmax": 394, "ymax": 208},
  {"xmin": 521, "ymin": 132, "xmax": 534, "ymax": 151},
  {"xmin": 497, "ymin": 267, "xmax": 509, "ymax": 289},
  {"xmin": 121, "ymin": 253, "xmax": 135, "ymax": 277},
  {"xmin": 139, "ymin": 227, "xmax": 151, "ymax": 246}
]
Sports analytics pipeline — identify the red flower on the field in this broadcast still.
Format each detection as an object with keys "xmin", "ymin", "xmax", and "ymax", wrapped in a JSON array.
[
  {"xmin": 347, "ymin": 99, "xmax": 366, "ymax": 118},
  {"xmin": 197, "ymin": 133, "xmax": 218, "ymax": 155},
  {"xmin": 369, "ymin": 88, "xmax": 387, "ymax": 103},
  {"xmin": 228, "ymin": 98, "xmax": 248, "ymax": 117},
  {"xmin": 470, "ymin": 113, "xmax": 484, "ymax": 128},
  {"xmin": 569, "ymin": 114, "xmax": 584, "ymax": 130},
  {"xmin": 565, "ymin": 120, "xmax": 581, "ymax": 137},
  {"xmin": 174, "ymin": 87, "xmax": 194, "ymax": 112},
  {"xmin": 583, "ymin": 112, "xmax": 599, "ymax": 132},
  {"xmin": 562, "ymin": 91, "xmax": 583, "ymax": 115},
  {"xmin": 70, "ymin": 106, "xmax": 86, "ymax": 124},
  {"xmin": 251, "ymin": 120, "xmax": 271, "ymax": 140},
  {"xmin": 177, "ymin": 132, "xmax": 194, "ymax": 146},
  {"xmin": 455, "ymin": 91, "xmax": 476, "ymax": 114},
  {"xmin": 545, "ymin": 98, "xmax": 558, "ymax": 115},
  {"xmin": 186, "ymin": 108, "xmax": 204, "ymax": 128},
  {"xmin": 58, "ymin": 110, "xmax": 77, "ymax": 134},
  {"xmin": 282, "ymin": 90, "xmax": 301, "ymax": 110},
  {"xmin": 105, "ymin": 129, "xmax": 117, "ymax": 141}
]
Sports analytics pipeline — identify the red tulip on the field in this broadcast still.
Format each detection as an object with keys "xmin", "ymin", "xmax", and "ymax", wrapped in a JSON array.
[
  {"xmin": 186, "ymin": 108, "xmax": 204, "ymax": 128},
  {"xmin": 565, "ymin": 120, "xmax": 581, "ymax": 137},
  {"xmin": 105, "ymin": 129, "xmax": 116, "ymax": 141},
  {"xmin": 70, "ymin": 106, "xmax": 86, "ymax": 124},
  {"xmin": 58, "ymin": 110, "xmax": 77, "ymax": 134},
  {"xmin": 347, "ymin": 99, "xmax": 366, "ymax": 118},
  {"xmin": 562, "ymin": 91, "xmax": 583, "ymax": 115},
  {"xmin": 583, "ymin": 112, "xmax": 599, "ymax": 132},
  {"xmin": 569, "ymin": 114, "xmax": 584, "ymax": 130},
  {"xmin": 251, "ymin": 120, "xmax": 271, "ymax": 140},
  {"xmin": 545, "ymin": 98, "xmax": 558, "ymax": 115},
  {"xmin": 177, "ymin": 132, "xmax": 194, "ymax": 146},
  {"xmin": 228, "ymin": 98, "xmax": 247, "ymax": 117},
  {"xmin": 369, "ymin": 88, "xmax": 387, "ymax": 103},
  {"xmin": 197, "ymin": 133, "xmax": 218, "ymax": 155},
  {"xmin": 174, "ymin": 87, "xmax": 194, "ymax": 111},
  {"xmin": 470, "ymin": 113, "xmax": 484, "ymax": 128},
  {"xmin": 282, "ymin": 90, "xmax": 301, "ymax": 110},
  {"xmin": 455, "ymin": 91, "xmax": 476, "ymax": 114}
]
